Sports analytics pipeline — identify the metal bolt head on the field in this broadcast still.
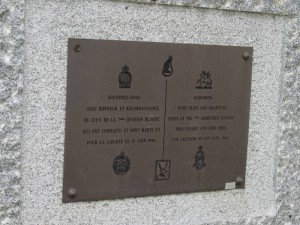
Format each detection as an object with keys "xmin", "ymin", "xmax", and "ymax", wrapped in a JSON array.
[
  {"xmin": 74, "ymin": 44, "xmax": 81, "ymax": 53},
  {"xmin": 236, "ymin": 176, "xmax": 243, "ymax": 186},
  {"xmin": 243, "ymin": 51, "xmax": 250, "ymax": 60},
  {"xmin": 68, "ymin": 188, "xmax": 76, "ymax": 199}
]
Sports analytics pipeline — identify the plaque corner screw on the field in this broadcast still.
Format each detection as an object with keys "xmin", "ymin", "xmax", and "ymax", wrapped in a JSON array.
[
  {"xmin": 236, "ymin": 176, "xmax": 243, "ymax": 187},
  {"xmin": 68, "ymin": 188, "xmax": 77, "ymax": 199},
  {"xmin": 74, "ymin": 44, "xmax": 81, "ymax": 53},
  {"xmin": 243, "ymin": 51, "xmax": 250, "ymax": 60}
]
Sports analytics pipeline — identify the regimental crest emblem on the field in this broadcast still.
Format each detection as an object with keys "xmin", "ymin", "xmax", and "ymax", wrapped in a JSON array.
[
  {"xmin": 118, "ymin": 65, "xmax": 132, "ymax": 88},
  {"xmin": 113, "ymin": 151, "xmax": 130, "ymax": 175},
  {"xmin": 193, "ymin": 146, "xmax": 206, "ymax": 170},
  {"xmin": 195, "ymin": 71, "xmax": 212, "ymax": 89},
  {"xmin": 155, "ymin": 160, "xmax": 170, "ymax": 180},
  {"xmin": 162, "ymin": 56, "xmax": 173, "ymax": 77}
]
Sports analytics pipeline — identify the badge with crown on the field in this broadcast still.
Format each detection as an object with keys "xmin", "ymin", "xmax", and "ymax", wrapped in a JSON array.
[
  {"xmin": 195, "ymin": 71, "xmax": 212, "ymax": 89},
  {"xmin": 193, "ymin": 146, "xmax": 206, "ymax": 170},
  {"xmin": 112, "ymin": 151, "xmax": 130, "ymax": 175},
  {"xmin": 118, "ymin": 65, "xmax": 132, "ymax": 88}
]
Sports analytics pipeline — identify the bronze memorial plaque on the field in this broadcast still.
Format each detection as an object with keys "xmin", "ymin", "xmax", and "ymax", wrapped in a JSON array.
[{"xmin": 63, "ymin": 39, "xmax": 253, "ymax": 203}]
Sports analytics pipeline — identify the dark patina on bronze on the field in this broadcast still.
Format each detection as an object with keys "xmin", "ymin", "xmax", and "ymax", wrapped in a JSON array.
[{"xmin": 63, "ymin": 39, "xmax": 253, "ymax": 203}]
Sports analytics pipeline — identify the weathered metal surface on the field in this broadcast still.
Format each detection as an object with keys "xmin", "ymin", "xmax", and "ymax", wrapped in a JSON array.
[{"xmin": 63, "ymin": 39, "xmax": 252, "ymax": 202}]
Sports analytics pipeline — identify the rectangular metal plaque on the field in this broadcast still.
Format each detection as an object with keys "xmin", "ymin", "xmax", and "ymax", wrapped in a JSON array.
[{"xmin": 63, "ymin": 39, "xmax": 252, "ymax": 203}]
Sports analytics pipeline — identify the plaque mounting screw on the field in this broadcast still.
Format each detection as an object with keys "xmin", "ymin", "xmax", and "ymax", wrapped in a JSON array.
[
  {"xmin": 68, "ymin": 188, "xmax": 77, "ymax": 199},
  {"xmin": 235, "ymin": 176, "xmax": 243, "ymax": 187},
  {"xmin": 74, "ymin": 44, "xmax": 81, "ymax": 53},
  {"xmin": 243, "ymin": 51, "xmax": 250, "ymax": 60}
]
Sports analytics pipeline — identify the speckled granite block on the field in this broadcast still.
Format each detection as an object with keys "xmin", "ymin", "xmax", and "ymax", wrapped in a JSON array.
[
  {"xmin": 0, "ymin": 0, "xmax": 24, "ymax": 225},
  {"xmin": 21, "ymin": 0, "xmax": 283, "ymax": 224},
  {"xmin": 274, "ymin": 15, "xmax": 300, "ymax": 224},
  {"xmin": 121, "ymin": 0, "xmax": 298, "ymax": 15},
  {"xmin": 0, "ymin": 0, "xmax": 299, "ymax": 224}
]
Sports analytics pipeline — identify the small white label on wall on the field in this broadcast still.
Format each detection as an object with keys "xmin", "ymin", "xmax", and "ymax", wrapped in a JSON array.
[{"xmin": 225, "ymin": 182, "xmax": 236, "ymax": 190}]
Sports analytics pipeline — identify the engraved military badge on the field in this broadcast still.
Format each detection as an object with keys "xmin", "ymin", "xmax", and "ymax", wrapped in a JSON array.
[
  {"xmin": 155, "ymin": 160, "xmax": 170, "ymax": 180},
  {"xmin": 118, "ymin": 65, "xmax": 132, "ymax": 88},
  {"xmin": 193, "ymin": 146, "xmax": 206, "ymax": 170},
  {"xmin": 195, "ymin": 71, "xmax": 212, "ymax": 89},
  {"xmin": 113, "ymin": 151, "xmax": 130, "ymax": 175},
  {"xmin": 162, "ymin": 56, "xmax": 173, "ymax": 77}
]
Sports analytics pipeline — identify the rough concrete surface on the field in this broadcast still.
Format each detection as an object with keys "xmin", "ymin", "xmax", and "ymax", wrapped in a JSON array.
[{"xmin": 20, "ymin": 0, "xmax": 284, "ymax": 224}]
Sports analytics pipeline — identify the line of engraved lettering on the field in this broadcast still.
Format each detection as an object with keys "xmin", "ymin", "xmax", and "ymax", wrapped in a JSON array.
[
  {"xmin": 87, "ymin": 106, "xmax": 119, "ymax": 111},
  {"xmin": 85, "ymin": 116, "xmax": 161, "ymax": 123},
  {"xmin": 103, "ymin": 118, "xmax": 116, "ymax": 122},
  {"xmin": 171, "ymin": 135, "xmax": 229, "ymax": 142},
  {"xmin": 197, "ymin": 116, "xmax": 219, "ymax": 120},
  {"xmin": 87, "ymin": 107, "xmax": 97, "ymax": 111},
  {"xmin": 176, "ymin": 126, "xmax": 198, "ymax": 131},
  {"xmin": 90, "ymin": 118, "xmax": 102, "ymax": 122},
  {"xmin": 180, "ymin": 137, "xmax": 197, "ymax": 141},
  {"xmin": 208, "ymin": 106, "xmax": 227, "ymax": 110},
  {"xmin": 145, "ymin": 116, "xmax": 160, "ymax": 121},
  {"xmin": 108, "ymin": 95, "xmax": 141, "ymax": 100},
  {"xmin": 177, "ymin": 105, "xmax": 227, "ymax": 110},
  {"xmin": 106, "ymin": 139, "xmax": 123, "ymax": 144},
  {"xmin": 125, "ymin": 106, "xmax": 159, "ymax": 111},
  {"xmin": 99, "ymin": 106, "xmax": 118, "ymax": 111},
  {"xmin": 175, "ymin": 125, "xmax": 226, "ymax": 132},
  {"xmin": 193, "ymin": 96, "xmax": 212, "ymax": 100},
  {"xmin": 126, "ymin": 117, "xmax": 143, "ymax": 122},
  {"xmin": 220, "ymin": 115, "xmax": 234, "ymax": 120},
  {"xmin": 178, "ymin": 106, "xmax": 201, "ymax": 110},
  {"xmin": 198, "ymin": 136, "xmax": 229, "ymax": 141},
  {"xmin": 84, "ymin": 127, "xmax": 161, "ymax": 134},
  {"xmin": 167, "ymin": 116, "xmax": 185, "ymax": 121},
  {"xmin": 168, "ymin": 116, "xmax": 226, "ymax": 121},
  {"xmin": 124, "ymin": 116, "xmax": 161, "ymax": 122},
  {"xmin": 87, "ymin": 138, "xmax": 158, "ymax": 145},
  {"xmin": 170, "ymin": 137, "xmax": 198, "ymax": 142},
  {"xmin": 125, "ymin": 127, "xmax": 160, "ymax": 132},
  {"xmin": 101, "ymin": 129, "xmax": 122, "ymax": 133}
]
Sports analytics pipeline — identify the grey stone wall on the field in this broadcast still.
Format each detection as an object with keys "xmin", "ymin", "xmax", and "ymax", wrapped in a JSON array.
[
  {"xmin": 275, "ymin": 14, "xmax": 300, "ymax": 224},
  {"xmin": 0, "ymin": 1, "xmax": 24, "ymax": 225},
  {"xmin": 0, "ymin": 0, "xmax": 299, "ymax": 224},
  {"xmin": 123, "ymin": 0, "xmax": 298, "ymax": 15}
]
